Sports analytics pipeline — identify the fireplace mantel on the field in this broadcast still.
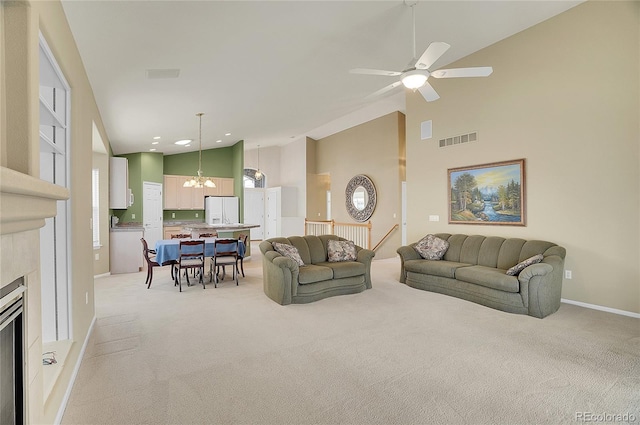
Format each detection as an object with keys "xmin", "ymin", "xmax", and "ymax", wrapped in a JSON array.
[{"xmin": 0, "ymin": 166, "xmax": 69, "ymax": 235}]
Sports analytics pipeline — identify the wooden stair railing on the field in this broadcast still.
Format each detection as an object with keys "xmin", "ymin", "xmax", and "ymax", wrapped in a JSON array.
[{"xmin": 372, "ymin": 224, "xmax": 399, "ymax": 252}]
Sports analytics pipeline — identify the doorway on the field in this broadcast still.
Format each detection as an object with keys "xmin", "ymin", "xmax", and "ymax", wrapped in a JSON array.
[{"xmin": 143, "ymin": 182, "xmax": 163, "ymax": 247}]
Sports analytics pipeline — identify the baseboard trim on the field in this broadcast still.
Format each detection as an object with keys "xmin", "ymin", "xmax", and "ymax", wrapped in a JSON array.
[
  {"xmin": 561, "ymin": 298, "xmax": 640, "ymax": 319},
  {"xmin": 54, "ymin": 315, "xmax": 97, "ymax": 424},
  {"xmin": 94, "ymin": 272, "xmax": 111, "ymax": 279}
]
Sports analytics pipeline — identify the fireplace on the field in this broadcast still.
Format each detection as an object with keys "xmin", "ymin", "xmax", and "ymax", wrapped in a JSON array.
[{"xmin": 0, "ymin": 277, "xmax": 25, "ymax": 425}]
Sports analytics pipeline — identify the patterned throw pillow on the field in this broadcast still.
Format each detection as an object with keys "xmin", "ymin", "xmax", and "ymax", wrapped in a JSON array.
[
  {"xmin": 414, "ymin": 234, "xmax": 449, "ymax": 260},
  {"xmin": 506, "ymin": 254, "xmax": 544, "ymax": 276},
  {"xmin": 327, "ymin": 240, "xmax": 358, "ymax": 262},
  {"xmin": 272, "ymin": 242, "xmax": 305, "ymax": 266}
]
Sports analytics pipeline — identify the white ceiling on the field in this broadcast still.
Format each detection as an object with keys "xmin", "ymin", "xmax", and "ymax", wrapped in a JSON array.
[{"xmin": 61, "ymin": 0, "xmax": 582, "ymax": 155}]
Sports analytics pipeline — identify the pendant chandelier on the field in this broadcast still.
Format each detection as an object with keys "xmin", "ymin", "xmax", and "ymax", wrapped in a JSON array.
[
  {"xmin": 255, "ymin": 144, "xmax": 263, "ymax": 181},
  {"xmin": 183, "ymin": 113, "xmax": 216, "ymax": 188}
]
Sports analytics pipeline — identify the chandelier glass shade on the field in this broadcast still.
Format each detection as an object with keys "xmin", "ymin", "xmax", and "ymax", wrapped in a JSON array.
[{"xmin": 184, "ymin": 113, "xmax": 216, "ymax": 188}]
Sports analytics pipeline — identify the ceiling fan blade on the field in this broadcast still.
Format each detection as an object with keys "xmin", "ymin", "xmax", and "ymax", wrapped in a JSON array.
[
  {"xmin": 418, "ymin": 81, "xmax": 440, "ymax": 102},
  {"xmin": 365, "ymin": 81, "xmax": 403, "ymax": 99},
  {"xmin": 350, "ymin": 68, "xmax": 402, "ymax": 77},
  {"xmin": 415, "ymin": 42, "xmax": 451, "ymax": 70},
  {"xmin": 431, "ymin": 67, "xmax": 493, "ymax": 78}
]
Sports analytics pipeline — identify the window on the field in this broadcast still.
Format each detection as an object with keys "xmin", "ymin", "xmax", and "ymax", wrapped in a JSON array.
[
  {"xmin": 243, "ymin": 168, "xmax": 265, "ymax": 188},
  {"xmin": 92, "ymin": 168, "xmax": 100, "ymax": 247}
]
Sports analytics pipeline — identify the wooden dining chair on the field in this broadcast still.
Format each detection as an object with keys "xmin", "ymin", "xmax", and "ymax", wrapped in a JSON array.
[
  {"xmin": 236, "ymin": 233, "xmax": 248, "ymax": 277},
  {"xmin": 210, "ymin": 238, "xmax": 238, "ymax": 287},
  {"xmin": 171, "ymin": 233, "xmax": 192, "ymax": 239},
  {"xmin": 174, "ymin": 240, "xmax": 205, "ymax": 292},
  {"xmin": 141, "ymin": 238, "xmax": 176, "ymax": 289}
]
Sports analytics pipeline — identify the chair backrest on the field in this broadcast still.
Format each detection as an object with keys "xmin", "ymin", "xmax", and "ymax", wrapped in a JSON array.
[
  {"xmin": 172, "ymin": 233, "xmax": 192, "ymax": 239},
  {"xmin": 141, "ymin": 238, "xmax": 153, "ymax": 263},
  {"xmin": 178, "ymin": 240, "xmax": 205, "ymax": 262},
  {"xmin": 199, "ymin": 232, "xmax": 217, "ymax": 238},
  {"xmin": 214, "ymin": 238, "xmax": 238, "ymax": 257}
]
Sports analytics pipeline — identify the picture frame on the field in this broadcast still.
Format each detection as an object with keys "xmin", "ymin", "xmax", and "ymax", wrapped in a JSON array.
[{"xmin": 448, "ymin": 159, "xmax": 526, "ymax": 226}]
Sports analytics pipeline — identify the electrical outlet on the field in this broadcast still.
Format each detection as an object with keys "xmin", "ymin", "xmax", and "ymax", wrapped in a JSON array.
[
  {"xmin": 85, "ymin": 292, "xmax": 89, "ymax": 304},
  {"xmin": 132, "ymin": 214, "xmax": 135, "ymax": 219},
  {"xmin": 172, "ymin": 212, "xmax": 175, "ymax": 218},
  {"xmin": 95, "ymin": 253, "xmax": 99, "ymax": 260},
  {"xmin": 195, "ymin": 213, "xmax": 199, "ymax": 218},
  {"xmin": 565, "ymin": 270, "xmax": 572, "ymax": 279}
]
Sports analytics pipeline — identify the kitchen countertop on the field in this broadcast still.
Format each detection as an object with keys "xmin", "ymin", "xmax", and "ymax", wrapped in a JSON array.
[
  {"xmin": 182, "ymin": 223, "xmax": 260, "ymax": 231},
  {"xmin": 110, "ymin": 224, "xmax": 144, "ymax": 232}
]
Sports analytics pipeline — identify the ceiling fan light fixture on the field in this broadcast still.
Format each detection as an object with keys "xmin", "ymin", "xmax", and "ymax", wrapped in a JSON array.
[{"xmin": 401, "ymin": 71, "xmax": 428, "ymax": 89}]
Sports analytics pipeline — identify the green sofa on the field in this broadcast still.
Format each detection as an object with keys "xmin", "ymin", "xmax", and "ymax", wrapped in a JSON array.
[
  {"xmin": 397, "ymin": 234, "xmax": 566, "ymax": 318},
  {"xmin": 259, "ymin": 235, "xmax": 375, "ymax": 305}
]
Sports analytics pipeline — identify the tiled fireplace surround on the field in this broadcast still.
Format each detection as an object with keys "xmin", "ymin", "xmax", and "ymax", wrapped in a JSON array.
[{"xmin": 1, "ymin": 166, "xmax": 69, "ymax": 423}]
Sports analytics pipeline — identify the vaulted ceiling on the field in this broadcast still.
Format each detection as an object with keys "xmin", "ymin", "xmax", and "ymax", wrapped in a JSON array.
[{"xmin": 62, "ymin": 1, "xmax": 582, "ymax": 155}]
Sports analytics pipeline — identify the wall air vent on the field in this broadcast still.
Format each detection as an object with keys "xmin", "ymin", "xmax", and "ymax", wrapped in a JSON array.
[{"xmin": 439, "ymin": 131, "xmax": 478, "ymax": 148}]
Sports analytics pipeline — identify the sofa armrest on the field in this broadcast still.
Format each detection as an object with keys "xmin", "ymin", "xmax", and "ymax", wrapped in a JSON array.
[
  {"xmin": 261, "ymin": 251, "xmax": 300, "ymax": 305},
  {"xmin": 518, "ymin": 255, "xmax": 564, "ymax": 318},
  {"xmin": 356, "ymin": 248, "xmax": 375, "ymax": 289},
  {"xmin": 397, "ymin": 245, "xmax": 420, "ymax": 283}
]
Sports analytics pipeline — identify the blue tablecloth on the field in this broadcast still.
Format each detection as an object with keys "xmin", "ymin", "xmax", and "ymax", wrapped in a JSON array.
[{"xmin": 155, "ymin": 238, "xmax": 245, "ymax": 265}]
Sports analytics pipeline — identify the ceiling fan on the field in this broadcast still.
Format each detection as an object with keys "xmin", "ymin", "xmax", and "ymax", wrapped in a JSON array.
[{"xmin": 350, "ymin": 2, "xmax": 493, "ymax": 102}]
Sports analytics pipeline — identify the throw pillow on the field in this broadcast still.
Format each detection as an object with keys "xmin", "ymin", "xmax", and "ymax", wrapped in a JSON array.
[
  {"xmin": 327, "ymin": 240, "xmax": 358, "ymax": 262},
  {"xmin": 506, "ymin": 254, "xmax": 544, "ymax": 276},
  {"xmin": 272, "ymin": 242, "xmax": 305, "ymax": 266},
  {"xmin": 414, "ymin": 234, "xmax": 449, "ymax": 260}
]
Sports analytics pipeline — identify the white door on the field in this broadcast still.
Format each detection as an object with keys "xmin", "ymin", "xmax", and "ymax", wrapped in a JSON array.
[
  {"xmin": 143, "ymin": 182, "xmax": 163, "ymax": 247},
  {"xmin": 244, "ymin": 188, "xmax": 264, "ymax": 240},
  {"xmin": 265, "ymin": 189, "xmax": 279, "ymax": 239}
]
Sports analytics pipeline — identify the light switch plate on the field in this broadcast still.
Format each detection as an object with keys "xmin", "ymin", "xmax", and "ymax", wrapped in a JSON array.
[{"xmin": 429, "ymin": 215, "xmax": 440, "ymax": 222}]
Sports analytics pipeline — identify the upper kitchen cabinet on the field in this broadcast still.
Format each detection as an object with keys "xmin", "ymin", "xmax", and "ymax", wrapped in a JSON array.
[
  {"xmin": 110, "ymin": 157, "xmax": 133, "ymax": 209},
  {"xmin": 163, "ymin": 175, "xmax": 234, "ymax": 210}
]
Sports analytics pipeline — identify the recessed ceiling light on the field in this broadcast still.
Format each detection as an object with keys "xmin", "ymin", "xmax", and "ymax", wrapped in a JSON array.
[
  {"xmin": 151, "ymin": 141, "xmax": 159, "ymax": 145},
  {"xmin": 153, "ymin": 136, "xmax": 161, "ymax": 140},
  {"xmin": 225, "ymin": 133, "xmax": 231, "ymax": 136},
  {"xmin": 185, "ymin": 144, "xmax": 191, "ymax": 147},
  {"xmin": 175, "ymin": 139, "xmax": 192, "ymax": 145},
  {"xmin": 150, "ymin": 148, "xmax": 156, "ymax": 152},
  {"xmin": 216, "ymin": 139, "xmax": 222, "ymax": 143}
]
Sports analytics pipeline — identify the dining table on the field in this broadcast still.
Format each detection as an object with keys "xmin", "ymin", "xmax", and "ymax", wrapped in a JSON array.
[{"xmin": 154, "ymin": 237, "xmax": 246, "ymax": 265}]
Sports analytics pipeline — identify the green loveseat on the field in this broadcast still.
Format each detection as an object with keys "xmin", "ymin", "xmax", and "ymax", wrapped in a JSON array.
[
  {"xmin": 259, "ymin": 235, "xmax": 375, "ymax": 305},
  {"xmin": 397, "ymin": 234, "xmax": 566, "ymax": 318}
]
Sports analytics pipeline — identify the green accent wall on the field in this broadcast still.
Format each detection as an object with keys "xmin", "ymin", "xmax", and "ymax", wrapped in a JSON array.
[
  {"xmin": 113, "ymin": 144, "xmax": 244, "ymax": 224},
  {"xmin": 162, "ymin": 141, "xmax": 245, "ymax": 221}
]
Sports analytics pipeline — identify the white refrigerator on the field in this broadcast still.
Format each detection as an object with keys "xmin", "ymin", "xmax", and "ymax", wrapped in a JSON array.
[{"xmin": 205, "ymin": 196, "xmax": 239, "ymax": 225}]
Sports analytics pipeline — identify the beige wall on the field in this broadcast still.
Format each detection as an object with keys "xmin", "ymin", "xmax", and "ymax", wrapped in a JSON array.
[
  {"xmin": 2, "ymin": 0, "xmax": 111, "ymax": 422},
  {"xmin": 405, "ymin": 1, "xmax": 639, "ymax": 314},
  {"xmin": 315, "ymin": 112, "xmax": 405, "ymax": 259}
]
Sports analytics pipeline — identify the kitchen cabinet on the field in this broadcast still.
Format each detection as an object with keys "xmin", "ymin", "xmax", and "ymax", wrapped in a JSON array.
[
  {"xmin": 110, "ymin": 157, "xmax": 132, "ymax": 209},
  {"xmin": 163, "ymin": 226, "xmax": 183, "ymax": 240},
  {"xmin": 163, "ymin": 175, "xmax": 234, "ymax": 209},
  {"xmin": 110, "ymin": 228, "xmax": 144, "ymax": 273}
]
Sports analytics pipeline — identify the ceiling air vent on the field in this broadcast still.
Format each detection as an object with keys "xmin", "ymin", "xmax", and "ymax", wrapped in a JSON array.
[
  {"xmin": 145, "ymin": 69, "xmax": 180, "ymax": 79},
  {"xmin": 439, "ymin": 131, "xmax": 478, "ymax": 148}
]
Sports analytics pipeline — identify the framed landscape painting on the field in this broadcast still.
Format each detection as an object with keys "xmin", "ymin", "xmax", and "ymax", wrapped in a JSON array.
[{"xmin": 448, "ymin": 159, "xmax": 526, "ymax": 226}]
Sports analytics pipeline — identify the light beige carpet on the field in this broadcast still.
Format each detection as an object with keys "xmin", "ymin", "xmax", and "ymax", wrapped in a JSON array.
[{"xmin": 62, "ymin": 246, "xmax": 640, "ymax": 424}]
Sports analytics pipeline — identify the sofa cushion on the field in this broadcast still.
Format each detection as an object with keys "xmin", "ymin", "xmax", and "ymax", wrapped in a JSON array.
[
  {"xmin": 317, "ymin": 261, "xmax": 365, "ymax": 279},
  {"xmin": 454, "ymin": 265, "xmax": 519, "ymax": 293},
  {"xmin": 298, "ymin": 264, "xmax": 333, "ymax": 284},
  {"xmin": 327, "ymin": 240, "xmax": 358, "ymax": 262},
  {"xmin": 414, "ymin": 234, "xmax": 449, "ymax": 260},
  {"xmin": 404, "ymin": 259, "xmax": 472, "ymax": 279},
  {"xmin": 506, "ymin": 254, "xmax": 543, "ymax": 276},
  {"xmin": 272, "ymin": 242, "xmax": 304, "ymax": 266}
]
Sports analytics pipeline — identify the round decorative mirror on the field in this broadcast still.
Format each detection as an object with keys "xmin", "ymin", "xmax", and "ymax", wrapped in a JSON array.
[{"xmin": 346, "ymin": 175, "xmax": 376, "ymax": 222}]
